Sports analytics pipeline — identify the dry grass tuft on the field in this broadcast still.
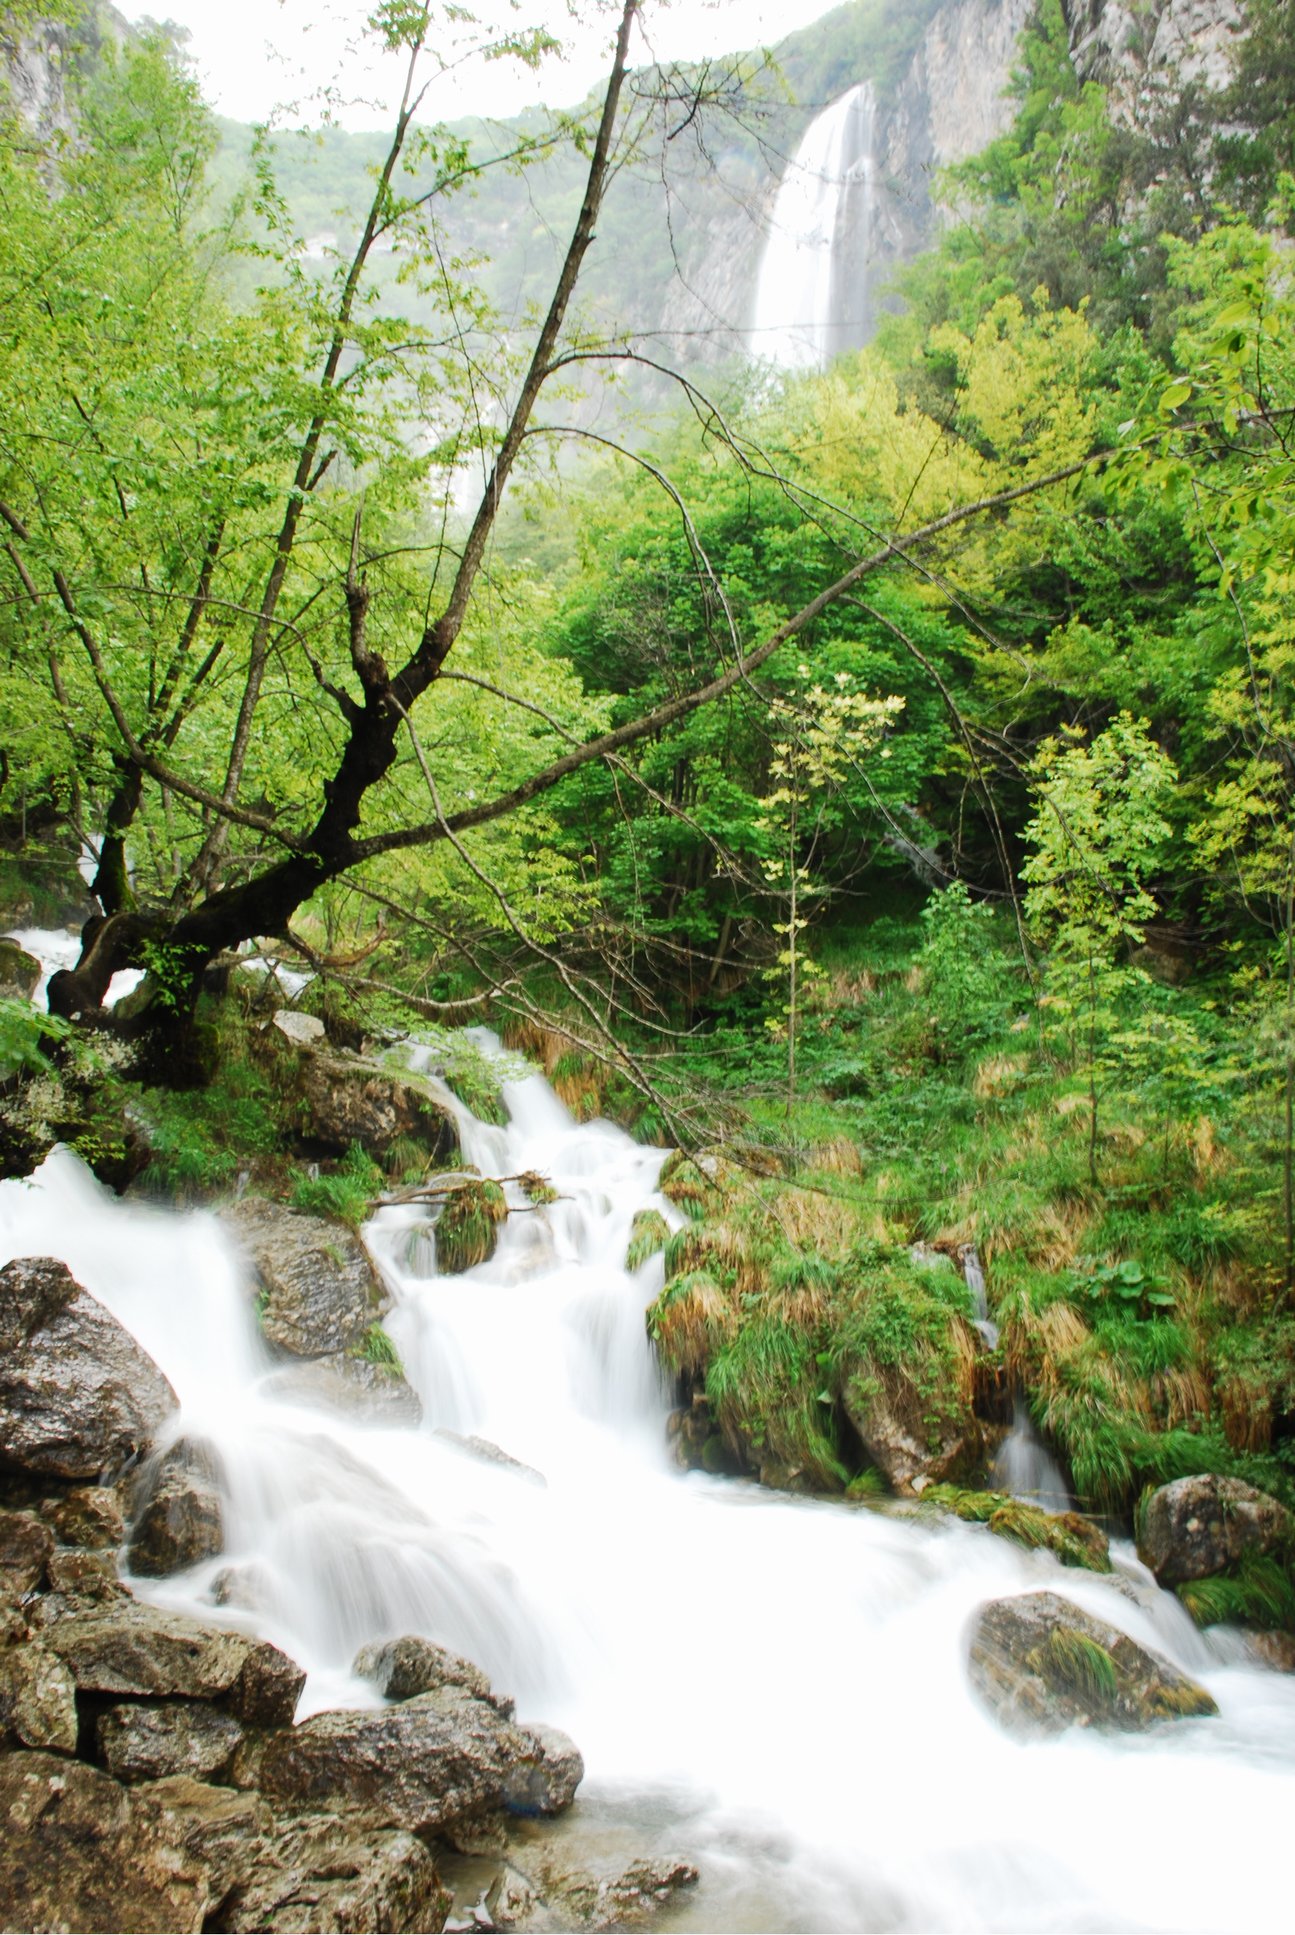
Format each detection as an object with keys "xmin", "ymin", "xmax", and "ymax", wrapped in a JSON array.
[
  {"xmin": 648, "ymin": 1272, "xmax": 735, "ymax": 1377},
  {"xmin": 973, "ymin": 1054, "xmax": 1029, "ymax": 1099},
  {"xmin": 808, "ymin": 1137, "xmax": 864, "ymax": 1179}
]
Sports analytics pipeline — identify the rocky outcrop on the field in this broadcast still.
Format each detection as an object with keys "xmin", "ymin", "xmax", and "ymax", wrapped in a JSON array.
[
  {"xmin": 44, "ymin": 1599, "xmax": 305, "ymax": 1726},
  {"xmin": 1137, "ymin": 1474, "xmax": 1293, "ymax": 1586},
  {"xmin": 221, "ymin": 1199, "xmax": 388, "ymax": 1358},
  {"xmin": 286, "ymin": 1046, "xmax": 456, "ymax": 1169},
  {"xmin": 259, "ymin": 1684, "xmax": 583, "ymax": 1837},
  {"xmin": 1063, "ymin": 0, "xmax": 1243, "ymax": 95},
  {"xmin": 97, "ymin": 1699, "xmax": 246, "ymax": 1783},
  {"xmin": 0, "ymin": 1256, "xmax": 177, "ymax": 1481},
  {"xmin": 841, "ymin": 1361, "xmax": 977, "ymax": 1497},
  {"xmin": 0, "ymin": 1751, "xmax": 209, "ymax": 1934},
  {"xmin": 128, "ymin": 1438, "xmax": 226, "ymax": 1578},
  {"xmin": 968, "ymin": 1590, "xmax": 1218, "ymax": 1735}
]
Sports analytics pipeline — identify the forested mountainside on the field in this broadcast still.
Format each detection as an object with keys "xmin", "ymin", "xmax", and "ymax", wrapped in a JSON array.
[{"xmin": 3, "ymin": 0, "xmax": 1295, "ymax": 1924}]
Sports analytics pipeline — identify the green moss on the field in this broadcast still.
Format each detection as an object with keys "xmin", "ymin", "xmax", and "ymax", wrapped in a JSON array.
[
  {"xmin": 924, "ymin": 1485, "xmax": 1112, "ymax": 1572},
  {"xmin": 139, "ymin": 1000, "xmax": 282, "ymax": 1200},
  {"xmin": 435, "ymin": 1178, "xmax": 508, "ymax": 1274},
  {"xmin": 626, "ymin": 1208, "xmax": 670, "ymax": 1272}
]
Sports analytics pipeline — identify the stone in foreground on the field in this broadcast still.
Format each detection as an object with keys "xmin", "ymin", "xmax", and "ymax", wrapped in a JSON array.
[
  {"xmin": 221, "ymin": 1199, "xmax": 387, "ymax": 1358},
  {"xmin": 968, "ymin": 1589, "xmax": 1218, "ymax": 1736},
  {"xmin": 128, "ymin": 1436, "xmax": 226, "ymax": 1578},
  {"xmin": 44, "ymin": 1598, "xmax": 304, "ymax": 1726}
]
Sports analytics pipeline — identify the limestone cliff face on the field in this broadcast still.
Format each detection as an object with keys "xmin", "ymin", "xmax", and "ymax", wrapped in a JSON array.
[
  {"xmin": 1063, "ymin": 0, "xmax": 1244, "ymax": 95},
  {"xmin": 1, "ymin": 3, "xmax": 130, "ymax": 146}
]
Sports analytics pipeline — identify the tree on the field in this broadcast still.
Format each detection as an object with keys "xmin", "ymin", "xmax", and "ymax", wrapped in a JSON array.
[
  {"xmin": 1022, "ymin": 712, "xmax": 1176, "ymax": 1185},
  {"xmin": 0, "ymin": 0, "xmax": 1113, "ymax": 1084}
]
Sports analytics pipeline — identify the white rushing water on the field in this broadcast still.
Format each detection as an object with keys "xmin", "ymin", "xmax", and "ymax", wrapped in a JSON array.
[
  {"xmin": 751, "ymin": 82, "xmax": 877, "ymax": 371},
  {"xmin": 2, "ymin": 1037, "xmax": 1294, "ymax": 1930}
]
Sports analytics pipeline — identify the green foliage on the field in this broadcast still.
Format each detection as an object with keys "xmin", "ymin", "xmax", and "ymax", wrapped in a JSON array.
[
  {"xmin": 138, "ymin": 1007, "xmax": 280, "ymax": 1199},
  {"xmin": 435, "ymin": 1177, "xmax": 507, "ymax": 1274},
  {"xmin": 1033, "ymin": 1626, "xmax": 1119, "ymax": 1705},
  {"xmin": 706, "ymin": 1313, "xmax": 847, "ymax": 1491},
  {"xmin": 290, "ymin": 1144, "xmax": 385, "ymax": 1227},
  {"xmin": 0, "ymin": 998, "xmax": 70, "ymax": 1076},
  {"xmin": 352, "ymin": 1322, "xmax": 404, "ymax": 1374},
  {"xmin": 626, "ymin": 1207, "xmax": 670, "ymax": 1273},
  {"xmin": 1178, "ymin": 1552, "xmax": 1295, "ymax": 1633}
]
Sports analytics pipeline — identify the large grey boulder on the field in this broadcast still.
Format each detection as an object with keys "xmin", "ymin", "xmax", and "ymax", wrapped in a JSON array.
[
  {"xmin": 0, "ymin": 1751, "xmax": 208, "ymax": 1933},
  {"xmin": 1137, "ymin": 1474, "xmax": 1294, "ymax": 1586},
  {"xmin": 0, "ymin": 1256, "xmax": 178, "ymax": 1480},
  {"xmin": 264, "ymin": 1352, "xmax": 423, "ymax": 1425},
  {"xmin": 968, "ymin": 1590, "xmax": 1218, "ymax": 1736},
  {"xmin": 258, "ymin": 1685, "xmax": 582, "ymax": 1835},
  {"xmin": 43, "ymin": 1598, "xmax": 304, "ymax": 1726},
  {"xmin": 128, "ymin": 1437, "xmax": 226, "ymax": 1578},
  {"xmin": 97, "ymin": 1699, "xmax": 246, "ymax": 1784},
  {"xmin": 221, "ymin": 1200, "xmax": 387, "ymax": 1358}
]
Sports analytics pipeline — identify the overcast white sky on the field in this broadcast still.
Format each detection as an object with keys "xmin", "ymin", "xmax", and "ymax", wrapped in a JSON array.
[{"xmin": 122, "ymin": 1, "xmax": 841, "ymax": 129}]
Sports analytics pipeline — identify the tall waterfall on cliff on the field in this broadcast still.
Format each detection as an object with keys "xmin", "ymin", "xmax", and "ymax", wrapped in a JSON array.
[
  {"xmin": 751, "ymin": 81, "xmax": 877, "ymax": 371},
  {"xmin": 3, "ymin": 1030, "xmax": 1295, "ymax": 1929}
]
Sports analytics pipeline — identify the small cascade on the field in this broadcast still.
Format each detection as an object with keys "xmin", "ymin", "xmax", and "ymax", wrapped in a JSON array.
[
  {"xmin": 960, "ymin": 1244, "xmax": 999, "ymax": 1349},
  {"xmin": 751, "ymin": 81, "xmax": 877, "ymax": 370},
  {"xmin": 2, "ymin": 1030, "xmax": 1295, "ymax": 1930},
  {"xmin": 993, "ymin": 1399, "xmax": 1074, "ymax": 1515}
]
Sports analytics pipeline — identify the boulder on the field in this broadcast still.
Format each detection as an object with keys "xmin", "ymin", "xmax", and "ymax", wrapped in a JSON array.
[
  {"xmin": 264, "ymin": 1353, "xmax": 423, "ymax": 1425},
  {"xmin": 128, "ymin": 1437, "xmax": 225, "ymax": 1577},
  {"xmin": 221, "ymin": 1200, "xmax": 387, "ymax": 1358},
  {"xmin": 290, "ymin": 1048, "xmax": 456, "ymax": 1167},
  {"xmin": 140, "ymin": 1775, "xmax": 451, "ymax": 1934},
  {"xmin": 43, "ymin": 1483, "xmax": 125, "ymax": 1550},
  {"xmin": 352, "ymin": 1635, "xmax": 510, "ymax": 1713},
  {"xmin": 0, "ymin": 1641, "xmax": 78, "ymax": 1752},
  {"xmin": 0, "ymin": 937, "xmax": 41, "ymax": 1002},
  {"xmin": 0, "ymin": 1507, "xmax": 53, "ymax": 1599},
  {"xmin": 1137, "ymin": 1474, "xmax": 1294, "ymax": 1586},
  {"xmin": 272, "ymin": 1008, "xmax": 326, "ymax": 1047},
  {"xmin": 97, "ymin": 1700, "xmax": 246, "ymax": 1784},
  {"xmin": 520, "ymin": 1852, "xmax": 701, "ymax": 1932},
  {"xmin": 46, "ymin": 1547, "xmax": 123, "ymax": 1603},
  {"xmin": 968, "ymin": 1590, "xmax": 1218, "ymax": 1736},
  {"xmin": 841, "ymin": 1365, "xmax": 974, "ymax": 1497},
  {"xmin": 258, "ymin": 1686, "xmax": 582, "ymax": 1835},
  {"xmin": 0, "ymin": 1751, "xmax": 208, "ymax": 1933},
  {"xmin": 43, "ymin": 1598, "xmax": 304, "ymax": 1726},
  {"xmin": 0, "ymin": 1256, "xmax": 178, "ymax": 1480}
]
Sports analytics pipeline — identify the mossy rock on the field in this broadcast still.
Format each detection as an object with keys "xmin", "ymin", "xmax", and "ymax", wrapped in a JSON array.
[
  {"xmin": 625, "ymin": 1209, "xmax": 669, "ymax": 1272},
  {"xmin": 647, "ymin": 1271, "xmax": 734, "ymax": 1378},
  {"xmin": 925, "ymin": 1485, "xmax": 1111, "ymax": 1573},
  {"xmin": 435, "ymin": 1179, "xmax": 507, "ymax": 1275},
  {"xmin": 969, "ymin": 1590, "xmax": 1217, "ymax": 1736}
]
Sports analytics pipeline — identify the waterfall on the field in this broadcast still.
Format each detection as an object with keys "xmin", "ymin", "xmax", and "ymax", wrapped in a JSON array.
[
  {"xmin": 751, "ymin": 82, "xmax": 877, "ymax": 371},
  {"xmin": 3, "ymin": 1037, "xmax": 1295, "ymax": 1930}
]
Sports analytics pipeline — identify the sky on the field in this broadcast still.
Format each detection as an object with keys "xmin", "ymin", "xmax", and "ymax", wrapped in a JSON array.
[{"xmin": 122, "ymin": 1, "xmax": 844, "ymax": 129}]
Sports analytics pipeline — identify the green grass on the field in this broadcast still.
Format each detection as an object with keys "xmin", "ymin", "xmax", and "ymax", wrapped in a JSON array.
[
  {"xmin": 435, "ymin": 1178, "xmax": 507, "ymax": 1273},
  {"xmin": 626, "ymin": 1207, "xmax": 670, "ymax": 1272},
  {"xmin": 290, "ymin": 1143, "xmax": 384, "ymax": 1228}
]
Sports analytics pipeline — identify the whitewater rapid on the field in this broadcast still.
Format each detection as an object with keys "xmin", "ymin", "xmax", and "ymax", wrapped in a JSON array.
[{"xmin": 1, "ymin": 1042, "xmax": 1293, "ymax": 1931}]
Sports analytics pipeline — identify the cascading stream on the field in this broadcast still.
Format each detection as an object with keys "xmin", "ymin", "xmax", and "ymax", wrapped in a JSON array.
[
  {"xmin": 2, "ymin": 1032, "xmax": 1294, "ymax": 1931},
  {"xmin": 751, "ymin": 82, "xmax": 877, "ymax": 371}
]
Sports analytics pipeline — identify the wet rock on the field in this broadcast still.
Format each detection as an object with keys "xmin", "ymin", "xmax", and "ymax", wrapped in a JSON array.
[
  {"xmin": 924, "ymin": 1486, "xmax": 1111, "ymax": 1572},
  {"xmin": 290, "ymin": 1047, "xmax": 456, "ymax": 1168},
  {"xmin": 141, "ymin": 1775, "xmax": 451, "ymax": 1934},
  {"xmin": 43, "ymin": 1482, "xmax": 125, "ymax": 1550},
  {"xmin": 0, "ymin": 1751, "xmax": 208, "ymax": 1932},
  {"xmin": 434, "ymin": 1430, "xmax": 546, "ymax": 1487},
  {"xmin": 0, "ymin": 1640, "xmax": 78, "ymax": 1752},
  {"xmin": 43, "ymin": 1598, "xmax": 304, "ymax": 1726},
  {"xmin": 841, "ymin": 1365, "xmax": 976, "ymax": 1497},
  {"xmin": 0, "ymin": 1255, "xmax": 178, "ymax": 1480},
  {"xmin": 128, "ymin": 1436, "xmax": 226, "ymax": 1577},
  {"xmin": 45, "ymin": 1547, "xmax": 123, "ymax": 1602},
  {"xmin": 968, "ymin": 1589, "xmax": 1218, "ymax": 1736},
  {"xmin": 259, "ymin": 1686, "xmax": 582, "ymax": 1836},
  {"xmin": 353, "ymin": 1635, "xmax": 511, "ymax": 1713},
  {"xmin": 222, "ymin": 1200, "xmax": 387, "ymax": 1358},
  {"xmin": 512, "ymin": 1851, "xmax": 700, "ymax": 1933},
  {"xmin": 97, "ymin": 1700, "xmax": 246, "ymax": 1784},
  {"xmin": 500, "ymin": 1724, "xmax": 583, "ymax": 1817},
  {"xmin": 210, "ymin": 1562, "xmax": 272, "ymax": 1613},
  {"xmin": 265, "ymin": 1353, "xmax": 423, "ymax": 1425},
  {"xmin": 0, "ymin": 937, "xmax": 41, "ymax": 1002},
  {"xmin": 0, "ymin": 1506, "xmax": 52, "ymax": 1600},
  {"xmin": 1137, "ymin": 1474, "xmax": 1294, "ymax": 1586}
]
